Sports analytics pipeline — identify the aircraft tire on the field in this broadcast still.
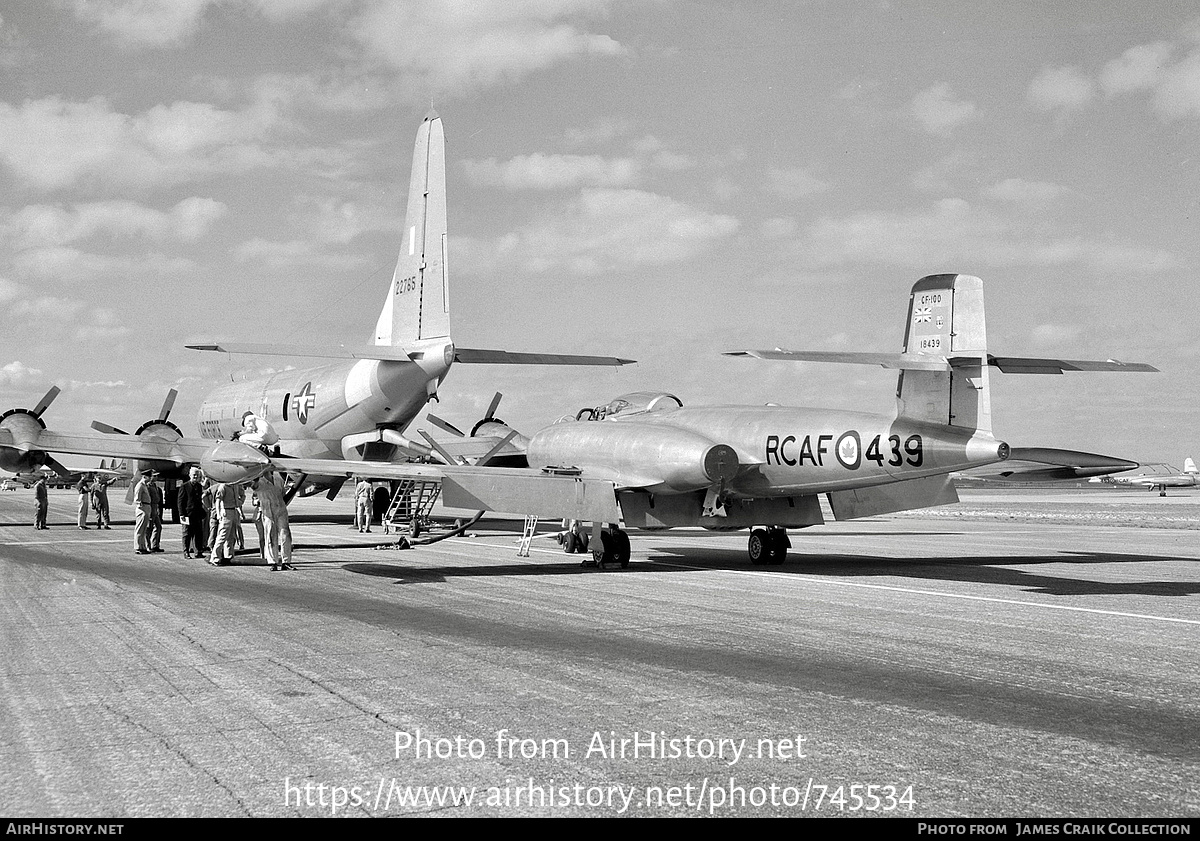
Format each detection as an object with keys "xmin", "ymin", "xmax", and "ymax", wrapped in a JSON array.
[
  {"xmin": 614, "ymin": 530, "xmax": 631, "ymax": 568},
  {"xmin": 563, "ymin": 532, "xmax": 578, "ymax": 553},
  {"xmin": 766, "ymin": 528, "xmax": 787, "ymax": 565},
  {"xmin": 748, "ymin": 529, "xmax": 769, "ymax": 565}
]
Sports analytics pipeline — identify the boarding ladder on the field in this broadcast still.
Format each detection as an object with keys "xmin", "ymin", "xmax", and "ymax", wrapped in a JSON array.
[
  {"xmin": 517, "ymin": 516, "xmax": 539, "ymax": 557},
  {"xmin": 382, "ymin": 479, "xmax": 442, "ymax": 535}
]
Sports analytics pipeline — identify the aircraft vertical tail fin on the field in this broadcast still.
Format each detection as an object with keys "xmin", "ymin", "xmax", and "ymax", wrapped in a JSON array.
[
  {"xmin": 896, "ymin": 274, "xmax": 991, "ymax": 433},
  {"xmin": 373, "ymin": 111, "xmax": 450, "ymax": 347},
  {"xmin": 1185, "ymin": 457, "xmax": 1197, "ymax": 474}
]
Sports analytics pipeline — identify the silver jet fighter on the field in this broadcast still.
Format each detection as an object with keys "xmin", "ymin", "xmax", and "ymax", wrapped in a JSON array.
[{"xmin": 439, "ymin": 273, "xmax": 1155, "ymax": 564}]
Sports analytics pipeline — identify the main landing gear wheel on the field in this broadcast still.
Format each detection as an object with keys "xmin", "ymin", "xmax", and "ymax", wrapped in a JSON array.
[
  {"xmin": 591, "ymin": 528, "xmax": 631, "ymax": 568},
  {"xmin": 748, "ymin": 527, "xmax": 788, "ymax": 565}
]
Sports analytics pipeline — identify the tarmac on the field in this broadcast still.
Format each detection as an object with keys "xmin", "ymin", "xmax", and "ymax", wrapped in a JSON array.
[{"xmin": 0, "ymin": 487, "xmax": 1196, "ymax": 817}]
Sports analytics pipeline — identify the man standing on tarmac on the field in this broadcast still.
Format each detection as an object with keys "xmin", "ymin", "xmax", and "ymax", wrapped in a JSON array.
[
  {"xmin": 133, "ymin": 469, "xmax": 153, "ymax": 555},
  {"xmin": 76, "ymin": 473, "xmax": 92, "ymax": 529},
  {"xmin": 33, "ymin": 475, "xmax": 48, "ymax": 529},
  {"xmin": 257, "ymin": 472, "xmax": 294, "ymax": 571},
  {"xmin": 178, "ymin": 467, "xmax": 207, "ymax": 559},
  {"xmin": 208, "ymin": 480, "xmax": 243, "ymax": 566},
  {"xmin": 147, "ymin": 473, "xmax": 164, "ymax": 553}
]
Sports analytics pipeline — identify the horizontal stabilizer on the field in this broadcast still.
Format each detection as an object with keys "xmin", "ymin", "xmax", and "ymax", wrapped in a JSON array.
[
  {"xmin": 959, "ymin": 447, "xmax": 1138, "ymax": 482},
  {"xmin": 454, "ymin": 347, "xmax": 635, "ymax": 366},
  {"xmin": 985, "ymin": 355, "xmax": 1158, "ymax": 374},
  {"xmin": 725, "ymin": 349, "xmax": 1158, "ymax": 374},
  {"xmin": 723, "ymin": 350, "xmax": 949, "ymax": 371},
  {"xmin": 187, "ymin": 343, "xmax": 418, "ymax": 361}
]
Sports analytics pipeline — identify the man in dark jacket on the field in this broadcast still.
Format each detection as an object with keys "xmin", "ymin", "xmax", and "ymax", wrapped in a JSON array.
[{"xmin": 177, "ymin": 467, "xmax": 208, "ymax": 559}]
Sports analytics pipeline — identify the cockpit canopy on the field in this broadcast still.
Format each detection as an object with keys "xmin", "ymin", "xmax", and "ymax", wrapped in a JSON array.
[{"xmin": 573, "ymin": 391, "xmax": 683, "ymax": 422}]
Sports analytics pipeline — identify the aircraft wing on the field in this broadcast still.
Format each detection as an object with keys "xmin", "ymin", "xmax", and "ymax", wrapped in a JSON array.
[
  {"xmin": 955, "ymin": 447, "xmax": 1138, "ymax": 483},
  {"xmin": 34, "ymin": 430, "xmax": 214, "ymax": 466},
  {"xmin": 188, "ymin": 343, "xmax": 635, "ymax": 366},
  {"xmin": 275, "ymin": 456, "xmax": 622, "ymax": 523}
]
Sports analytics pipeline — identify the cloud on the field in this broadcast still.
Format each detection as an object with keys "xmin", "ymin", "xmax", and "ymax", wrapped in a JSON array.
[
  {"xmin": 1027, "ymin": 66, "xmax": 1096, "ymax": 114},
  {"xmin": 2, "ymin": 198, "xmax": 227, "ymax": 248},
  {"xmin": 1152, "ymin": 49, "xmax": 1200, "ymax": 119},
  {"xmin": 350, "ymin": 1, "xmax": 625, "ymax": 93},
  {"xmin": 457, "ymin": 188, "xmax": 739, "ymax": 277},
  {"xmin": 981, "ymin": 179, "xmax": 1068, "ymax": 206},
  {"xmin": 62, "ymin": 0, "xmax": 214, "ymax": 47},
  {"xmin": 795, "ymin": 198, "xmax": 1184, "ymax": 274},
  {"xmin": 1100, "ymin": 42, "xmax": 1173, "ymax": 96},
  {"xmin": 764, "ymin": 166, "xmax": 831, "ymax": 200},
  {"xmin": 1029, "ymin": 323, "xmax": 1083, "ymax": 348},
  {"xmin": 0, "ymin": 97, "xmax": 278, "ymax": 192},
  {"xmin": 461, "ymin": 153, "xmax": 643, "ymax": 190},
  {"xmin": 911, "ymin": 84, "xmax": 978, "ymax": 136},
  {"xmin": 0, "ymin": 361, "xmax": 44, "ymax": 389}
]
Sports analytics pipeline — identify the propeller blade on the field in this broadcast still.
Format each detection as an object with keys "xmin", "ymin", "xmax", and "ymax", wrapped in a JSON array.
[
  {"xmin": 33, "ymin": 386, "xmax": 60, "ymax": 418},
  {"xmin": 159, "ymin": 388, "xmax": 178, "ymax": 422},
  {"xmin": 44, "ymin": 456, "xmax": 74, "ymax": 478},
  {"xmin": 417, "ymin": 429, "xmax": 462, "ymax": 465},
  {"xmin": 91, "ymin": 420, "xmax": 131, "ymax": 435},
  {"xmin": 484, "ymin": 392, "xmax": 503, "ymax": 422},
  {"xmin": 427, "ymin": 414, "xmax": 466, "ymax": 437},
  {"xmin": 475, "ymin": 430, "xmax": 518, "ymax": 467}
]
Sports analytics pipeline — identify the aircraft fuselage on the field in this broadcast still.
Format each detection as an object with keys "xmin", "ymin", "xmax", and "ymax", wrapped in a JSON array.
[
  {"xmin": 527, "ymin": 405, "xmax": 1007, "ymax": 497},
  {"xmin": 197, "ymin": 341, "xmax": 452, "ymax": 461}
]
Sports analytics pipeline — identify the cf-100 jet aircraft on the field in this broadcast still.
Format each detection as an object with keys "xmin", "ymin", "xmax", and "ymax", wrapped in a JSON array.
[
  {"xmin": 1090, "ymin": 458, "xmax": 1198, "ymax": 495},
  {"xmin": 424, "ymin": 273, "xmax": 1156, "ymax": 564},
  {"xmin": 0, "ymin": 112, "xmax": 630, "ymax": 496}
]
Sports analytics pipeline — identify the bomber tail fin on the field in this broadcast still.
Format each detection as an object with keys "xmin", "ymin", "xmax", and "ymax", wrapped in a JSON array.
[
  {"xmin": 896, "ymin": 274, "xmax": 991, "ymax": 433},
  {"xmin": 373, "ymin": 110, "xmax": 449, "ymax": 347}
]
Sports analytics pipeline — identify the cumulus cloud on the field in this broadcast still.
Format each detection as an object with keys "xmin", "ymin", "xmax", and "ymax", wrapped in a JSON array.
[
  {"xmin": 2, "ymin": 198, "xmax": 227, "ymax": 248},
  {"xmin": 462, "ymin": 153, "xmax": 643, "ymax": 190},
  {"xmin": 0, "ymin": 97, "xmax": 277, "ymax": 192},
  {"xmin": 351, "ymin": 1, "xmax": 624, "ymax": 93},
  {"xmin": 1100, "ymin": 42, "xmax": 1173, "ymax": 95},
  {"xmin": 1027, "ymin": 66, "xmax": 1096, "ymax": 114},
  {"xmin": 0, "ymin": 361, "xmax": 45, "ymax": 388},
  {"xmin": 911, "ymin": 84, "xmax": 978, "ymax": 135},
  {"xmin": 457, "ymin": 188, "xmax": 738, "ymax": 277},
  {"xmin": 794, "ymin": 198, "xmax": 1183, "ymax": 274}
]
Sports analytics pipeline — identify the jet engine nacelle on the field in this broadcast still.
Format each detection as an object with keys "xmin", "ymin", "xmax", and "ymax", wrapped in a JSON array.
[
  {"xmin": 0, "ymin": 408, "xmax": 48, "ymax": 473},
  {"xmin": 527, "ymin": 422, "xmax": 738, "ymax": 493},
  {"xmin": 199, "ymin": 440, "xmax": 273, "ymax": 484}
]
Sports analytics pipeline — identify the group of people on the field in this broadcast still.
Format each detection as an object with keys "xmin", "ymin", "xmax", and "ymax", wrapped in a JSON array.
[
  {"xmin": 173, "ymin": 466, "xmax": 294, "ymax": 571},
  {"xmin": 31, "ymin": 463, "xmax": 294, "ymax": 571},
  {"xmin": 75, "ymin": 472, "xmax": 117, "ymax": 531}
]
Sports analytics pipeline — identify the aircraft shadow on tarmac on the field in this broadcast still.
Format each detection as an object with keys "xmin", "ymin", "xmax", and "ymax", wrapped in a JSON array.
[
  {"xmin": 642, "ymin": 545, "xmax": 1200, "ymax": 598},
  {"xmin": 335, "ymin": 542, "xmax": 1200, "ymax": 597}
]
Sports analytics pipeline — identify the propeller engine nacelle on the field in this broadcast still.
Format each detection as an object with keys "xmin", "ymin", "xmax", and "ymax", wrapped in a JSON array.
[
  {"xmin": 0, "ymin": 409, "xmax": 48, "ymax": 473},
  {"xmin": 92, "ymin": 389, "xmax": 185, "ymax": 477},
  {"xmin": 0, "ymin": 386, "xmax": 60, "ymax": 473}
]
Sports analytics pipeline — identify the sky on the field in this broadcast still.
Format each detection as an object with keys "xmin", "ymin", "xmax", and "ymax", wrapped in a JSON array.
[{"xmin": 0, "ymin": 0, "xmax": 1197, "ymax": 468}]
